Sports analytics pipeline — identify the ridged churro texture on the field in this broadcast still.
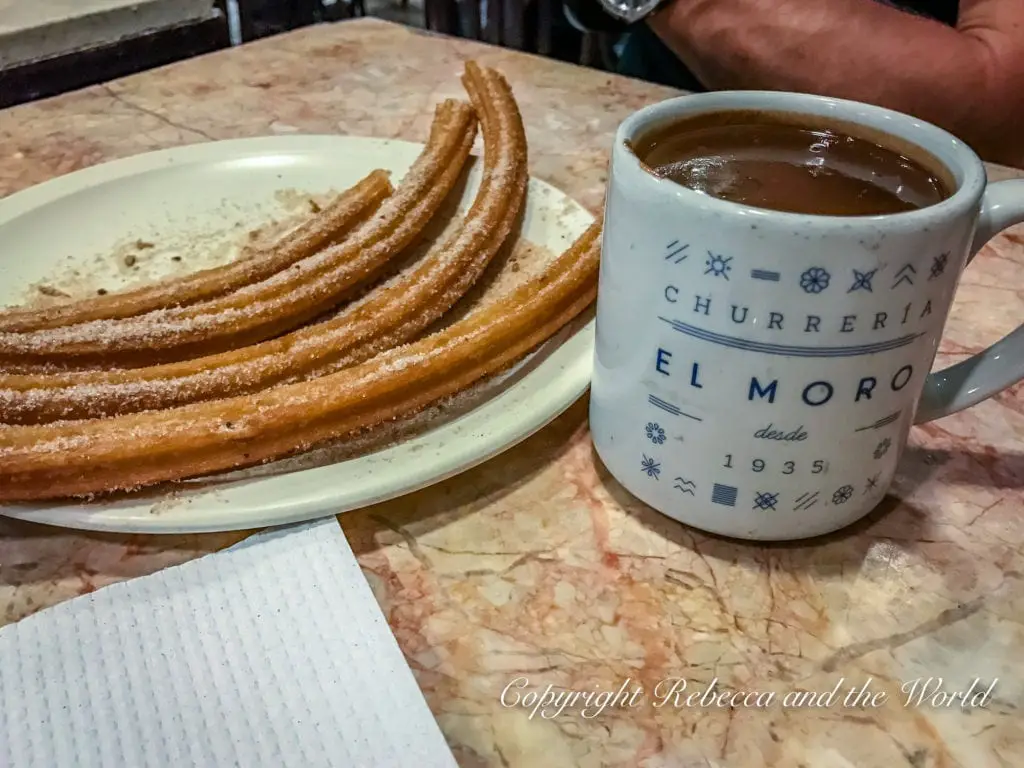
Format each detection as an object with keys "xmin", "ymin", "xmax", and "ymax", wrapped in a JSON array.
[
  {"xmin": 0, "ymin": 64, "xmax": 524, "ymax": 425},
  {"xmin": 0, "ymin": 221, "xmax": 601, "ymax": 500},
  {"xmin": 0, "ymin": 63, "xmax": 601, "ymax": 502},
  {"xmin": 0, "ymin": 99, "xmax": 478, "ymax": 368}
]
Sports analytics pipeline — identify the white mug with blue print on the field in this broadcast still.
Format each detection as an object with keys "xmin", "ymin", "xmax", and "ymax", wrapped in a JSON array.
[{"xmin": 589, "ymin": 92, "xmax": 1024, "ymax": 541}]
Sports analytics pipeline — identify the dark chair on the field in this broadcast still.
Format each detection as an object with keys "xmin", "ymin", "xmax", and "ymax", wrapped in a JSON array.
[
  {"xmin": 424, "ymin": 0, "xmax": 616, "ymax": 69},
  {"xmin": 424, "ymin": 0, "xmax": 542, "ymax": 52},
  {"xmin": 231, "ymin": 0, "xmax": 361, "ymax": 41}
]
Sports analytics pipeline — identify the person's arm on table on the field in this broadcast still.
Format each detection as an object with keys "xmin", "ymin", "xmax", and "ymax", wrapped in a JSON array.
[{"xmin": 647, "ymin": 0, "xmax": 1024, "ymax": 167}]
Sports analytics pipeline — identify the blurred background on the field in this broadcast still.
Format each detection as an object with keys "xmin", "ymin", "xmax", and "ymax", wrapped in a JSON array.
[{"xmin": 0, "ymin": 0, "xmax": 619, "ymax": 109}]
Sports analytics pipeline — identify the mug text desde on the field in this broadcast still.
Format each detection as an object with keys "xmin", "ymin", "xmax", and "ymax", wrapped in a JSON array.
[{"xmin": 754, "ymin": 424, "xmax": 808, "ymax": 441}]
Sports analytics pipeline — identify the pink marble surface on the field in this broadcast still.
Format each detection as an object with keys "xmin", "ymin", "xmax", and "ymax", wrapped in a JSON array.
[{"xmin": 2, "ymin": 18, "xmax": 1024, "ymax": 768}]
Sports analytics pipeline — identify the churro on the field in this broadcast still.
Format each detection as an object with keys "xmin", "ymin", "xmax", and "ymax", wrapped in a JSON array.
[
  {"xmin": 0, "ymin": 64, "xmax": 527, "ymax": 424},
  {"xmin": 0, "ymin": 222, "xmax": 601, "ymax": 501},
  {"xmin": 0, "ymin": 170, "xmax": 394, "ymax": 333},
  {"xmin": 0, "ymin": 99, "xmax": 478, "ymax": 368}
]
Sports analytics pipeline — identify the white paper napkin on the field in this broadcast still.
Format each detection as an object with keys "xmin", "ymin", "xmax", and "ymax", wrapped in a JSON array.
[{"xmin": 0, "ymin": 518, "xmax": 457, "ymax": 768}]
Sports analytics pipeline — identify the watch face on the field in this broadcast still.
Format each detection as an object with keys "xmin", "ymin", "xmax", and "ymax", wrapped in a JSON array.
[{"xmin": 602, "ymin": 0, "xmax": 663, "ymax": 23}]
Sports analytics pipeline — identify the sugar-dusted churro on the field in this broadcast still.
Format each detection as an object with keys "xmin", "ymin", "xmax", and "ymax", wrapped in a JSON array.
[
  {"xmin": 0, "ymin": 170, "xmax": 394, "ymax": 333},
  {"xmin": 0, "ymin": 221, "xmax": 601, "ymax": 501},
  {"xmin": 0, "ymin": 99, "xmax": 478, "ymax": 368},
  {"xmin": 0, "ymin": 63, "xmax": 527, "ymax": 425}
]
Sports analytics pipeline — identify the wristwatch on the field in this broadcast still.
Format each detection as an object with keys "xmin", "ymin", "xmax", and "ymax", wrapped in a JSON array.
[
  {"xmin": 563, "ymin": 0, "xmax": 670, "ymax": 34},
  {"xmin": 598, "ymin": 0, "xmax": 670, "ymax": 23}
]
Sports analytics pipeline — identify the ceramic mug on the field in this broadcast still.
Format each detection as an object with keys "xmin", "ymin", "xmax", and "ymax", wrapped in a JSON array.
[{"xmin": 589, "ymin": 91, "xmax": 1024, "ymax": 541}]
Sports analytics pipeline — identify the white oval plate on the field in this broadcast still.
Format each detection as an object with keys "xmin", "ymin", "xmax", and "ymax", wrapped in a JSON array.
[{"xmin": 0, "ymin": 136, "xmax": 595, "ymax": 533}]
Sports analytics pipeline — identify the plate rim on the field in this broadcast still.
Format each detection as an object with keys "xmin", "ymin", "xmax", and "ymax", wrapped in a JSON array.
[
  {"xmin": 0, "ymin": 134, "xmax": 596, "ymax": 534},
  {"xmin": 0, "ymin": 135, "xmax": 427, "ymax": 223}
]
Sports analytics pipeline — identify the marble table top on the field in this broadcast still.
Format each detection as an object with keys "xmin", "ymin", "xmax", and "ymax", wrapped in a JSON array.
[{"xmin": 1, "ymin": 18, "xmax": 1023, "ymax": 768}]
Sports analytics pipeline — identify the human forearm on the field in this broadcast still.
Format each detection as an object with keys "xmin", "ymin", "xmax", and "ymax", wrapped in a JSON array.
[{"xmin": 648, "ymin": 0, "xmax": 1024, "ymax": 166}]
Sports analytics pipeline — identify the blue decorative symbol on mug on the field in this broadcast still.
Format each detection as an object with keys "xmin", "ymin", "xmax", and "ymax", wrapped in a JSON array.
[
  {"xmin": 864, "ymin": 473, "xmax": 880, "ymax": 493},
  {"xmin": 711, "ymin": 483, "xmax": 738, "ymax": 506},
  {"xmin": 753, "ymin": 491, "xmax": 779, "ymax": 510},
  {"xmin": 929, "ymin": 252, "xmax": 948, "ymax": 280},
  {"xmin": 664, "ymin": 240, "xmax": 690, "ymax": 264},
  {"xmin": 855, "ymin": 410, "xmax": 902, "ymax": 432},
  {"xmin": 641, "ymin": 454, "xmax": 661, "ymax": 479},
  {"xmin": 892, "ymin": 263, "xmax": 916, "ymax": 288},
  {"xmin": 750, "ymin": 269, "xmax": 780, "ymax": 282},
  {"xmin": 847, "ymin": 268, "xmax": 877, "ymax": 293},
  {"xmin": 799, "ymin": 267, "xmax": 830, "ymax": 293},
  {"xmin": 873, "ymin": 438, "xmax": 892, "ymax": 459},
  {"xmin": 832, "ymin": 485, "xmax": 854, "ymax": 504},
  {"xmin": 673, "ymin": 477, "xmax": 696, "ymax": 495},
  {"xmin": 648, "ymin": 393, "xmax": 703, "ymax": 421},
  {"xmin": 705, "ymin": 252, "xmax": 732, "ymax": 279},
  {"xmin": 792, "ymin": 491, "xmax": 819, "ymax": 511},
  {"xmin": 645, "ymin": 422, "xmax": 666, "ymax": 445}
]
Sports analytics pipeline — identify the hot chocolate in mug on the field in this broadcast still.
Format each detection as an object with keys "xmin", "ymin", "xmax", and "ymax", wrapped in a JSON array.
[{"xmin": 589, "ymin": 91, "xmax": 1024, "ymax": 541}]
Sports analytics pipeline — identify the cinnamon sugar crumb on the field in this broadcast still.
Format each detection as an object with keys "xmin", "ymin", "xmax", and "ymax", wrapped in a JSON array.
[
  {"xmin": 37, "ymin": 285, "xmax": 69, "ymax": 298},
  {"xmin": 11, "ymin": 188, "xmax": 336, "ymax": 309}
]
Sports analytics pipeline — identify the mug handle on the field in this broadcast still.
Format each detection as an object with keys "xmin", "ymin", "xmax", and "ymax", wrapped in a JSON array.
[{"xmin": 916, "ymin": 179, "xmax": 1024, "ymax": 423}]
